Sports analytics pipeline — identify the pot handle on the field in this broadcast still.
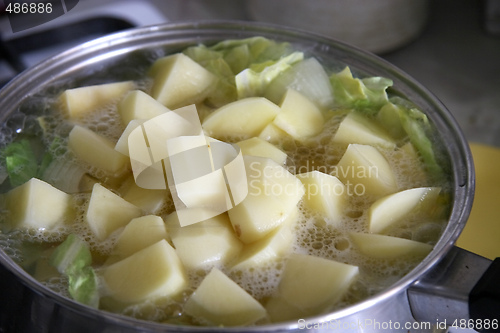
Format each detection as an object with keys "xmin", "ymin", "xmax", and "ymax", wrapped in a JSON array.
[{"xmin": 408, "ymin": 246, "xmax": 500, "ymax": 331}]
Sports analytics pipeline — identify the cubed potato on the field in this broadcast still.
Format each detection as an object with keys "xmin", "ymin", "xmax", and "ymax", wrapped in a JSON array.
[
  {"xmin": 297, "ymin": 171, "xmax": 346, "ymax": 224},
  {"xmin": 377, "ymin": 102, "xmax": 406, "ymax": 139},
  {"xmin": 68, "ymin": 125, "xmax": 128, "ymax": 175},
  {"xmin": 369, "ymin": 187, "xmax": 441, "ymax": 233},
  {"xmin": 102, "ymin": 239, "xmax": 187, "ymax": 303},
  {"xmin": 258, "ymin": 122, "xmax": 288, "ymax": 144},
  {"xmin": 113, "ymin": 215, "xmax": 168, "ymax": 259},
  {"xmin": 350, "ymin": 232, "xmax": 433, "ymax": 259},
  {"xmin": 184, "ymin": 268, "xmax": 267, "ymax": 326},
  {"xmin": 118, "ymin": 90, "xmax": 170, "ymax": 125},
  {"xmin": 273, "ymin": 89, "xmax": 324, "ymax": 141},
  {"xmin": 114, "ymin": 120, "xmax": 144, "ymax": 157},
  {"xmin": 230, "ymin": 213, "xmax": 296, "ymax": 271},
  {"xmin": 229, "ymin": 194, "xmax": 289, "ymax": 244},
  {"xmin": 162, "ymin": 135, "xmax": 250, "ymax": 227},
  {"xmin": 278, "ymin": 254, "xmax": 359, "ymax": 315},
  {"xmin": 336, "ymin": 144, "xmax": 397, "ymax": 197},
  {"xmin": 236, "ymin": 137, "xmax": 287, "ymax": 165},
  {"xmin": 5, "ymin": 178, "xmax": 72, "ymax": 230},
  {"xmin": 202, "ymin": 97, "xmax": 280, "ymax": 139},
  {"xmin": 166, "ymin": 213, "xmax": 243, "ymax": 270},
  {"xmin": 264, "ymin": 57, "xmax": 334, "ymax": 109},
  {"xmin": 245, "ymin": 156, "xmax": 304, "ymax": 208},
  {"xmin": 59, "ymin": 81, "xmax": 134, "ymax": 118},
  {"xmin": 332, "ymin": 111, "xmax": 396, "ymax": 149},
  {"xmin": 86, "ymin": 183, "xmax": 142, "ymax": 240},
  {"xmin": 149, "ymin": 53, "xmax": 217, "ymax": 109},
  {"xmin": 119, "ymin": 176, "xmax": 167, "ymax": 214},
  {"xmin": 228, "ymin": 156, "xmax": 304, "ymax": 244}
]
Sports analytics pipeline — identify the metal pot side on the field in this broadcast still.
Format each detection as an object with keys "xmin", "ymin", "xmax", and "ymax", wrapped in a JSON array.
[{"xmin": 0, "ymin": 21, "xmax": 474, "ymax": 333}]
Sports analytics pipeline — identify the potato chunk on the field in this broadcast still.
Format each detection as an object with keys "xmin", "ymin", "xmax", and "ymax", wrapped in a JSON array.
[
  {"xmin": 184, "ymin": 268, "xmax": 267, "ymax": 326},
  {"xmin": 114, "ymin": 120, "xmax": 144, "ymax": 157},
  {"xmin": 277, "ymin": 254, "xmax": 359, "ymax": 315},
  {"xmin": 202, "ymin": 97, "xmax": 280, "ymax": 139},
  {"xmin": 86, "ymin": 183, "xmax": 142, "ymax": 240},
  {"xmin": 297, "ymin": 171, "xmax": 346, "ymax": 224},
  {"xmin": 258, "ymin": 122, "xmax": 288, "ymax": 144},
  {"xmin": 119, "ymin": 177, "xmax": 167, "ymax": 214},
  {"xmin": 333, "ymin": 111, "xmax": 396, "ymax": 149},
  {"xmin": 102, "ymin": 240, "xmax": 187, "ymax": 303},
  {"xmin": 236, "ymin": 137, "xmax": 287, "ymax": 165},
  {"xmin": 336, "ymin": 144, "xmax": 397, "ymax": 197},
  {"xmin": 5, "ymin": 178, "xmax": 72, "ymax": 230},
  {"xmin": 231, "ymin": 214, "xmax": 295, "ymax": 271},
  {"xmin": 149, "ymin": 53, "xmax": 217, "ymax": 109},
  {"xmin": 350, "ymin": 233, "xmax": 433, "ymax": 259},
  {"xmin": 68, "ymin": 125, "xmax": 128, "ymax": 175},
  {"xmin": 118, "ymin": 90, "xmax": 170, "ymax": 125},
  {"xmin": 59, "ymin": 81, "xmax": 133, "ymax": 118},
  {"xmin": 228, "ymin": 156, "xmax": 304, "ymax": 243},
  {"xmin": 369, "ymin": 187, "xmax": 441, "ymax": 233},
  {"xmin": 166, "ymin": 213, "xmax": 243, "ymax": 270},
  {"xmin": 273, "ymin": 89, "xmax": 324, "ymax": 141},
  {"xmin": 112, "ymin": 215, "xmax": 168, "ymax": 259}
]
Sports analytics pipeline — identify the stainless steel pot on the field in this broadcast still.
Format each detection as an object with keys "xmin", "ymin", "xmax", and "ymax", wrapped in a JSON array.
[{"xmin": 0, "ymin": 21, "xmax": 497, "ymax": 333}]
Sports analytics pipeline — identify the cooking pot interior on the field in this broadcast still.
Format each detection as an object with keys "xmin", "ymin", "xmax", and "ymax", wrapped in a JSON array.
[{"xmin": 0, "ymin": 21, "xmax": 474, "ymax": 332}]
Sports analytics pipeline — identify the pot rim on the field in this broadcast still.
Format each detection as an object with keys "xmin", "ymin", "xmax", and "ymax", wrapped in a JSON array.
[{"xmin": 0, "ymin": 20, "xmax": 475, "ymax": 331}]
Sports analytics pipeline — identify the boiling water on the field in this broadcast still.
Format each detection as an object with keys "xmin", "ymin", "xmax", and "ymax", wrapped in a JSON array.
[{"xmin": 0, "ymin": 52, "xmax": 452, "ymax": 325}]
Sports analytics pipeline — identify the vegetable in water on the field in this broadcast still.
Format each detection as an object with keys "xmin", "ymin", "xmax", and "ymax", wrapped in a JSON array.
[
  {"xmin": 272, "ymin": 89, "xmax": 324, "ymax": 141},
  {"xmin": 336, "ymin": 143, "xmax": 398, "ymax": 197},
  {"xmin": 330, "ymin": 66, "xmax": 392, "ymax": 110},
  {"xmin": 350, "ymin": 233, "xmax": 433, "ymax": 259},
  {"xmin": 111, "ymin": 215, "xmax": 169, "ymax": 259},
  {"xmin": 86, "ymin": 183, "xmax": 142, "ymax": 240},
  {"xmin": 388, "ymin": 97, "xmax": 444, "ymax": 179},
  {"xmin": 50, "ymin": 234, "xmax": 99, "ymax": 307},
  {"xmin": 274, "ymin": 253, "xmax": 359, "ymax": 317},
  {"xmin": 333, "ymin": 111, "xmax": 396, "ymax": 149},
  {"xmin": 368, "ymin": 187, "xmax": 441, "ymax": 234},
  {"xmin": 184, "ymin": 267, "xmax": 267, "ymax": 326},
  {"xmin": 4, "ymin": 177, "xmax": 72, "ymax": 230},
  {"xmin": 236, "ymin": 137, "xmax": 288, "ymax": 165},
  {"xmin": 2, "ymin": 139, "xmax": 39, "ymax": 187},
  {"xmin": 149, "ymin": 53, "xmax": 217, "ymax": 109},
  {"xmin": 202, "ymin": 97, "xmax": 280, "ymax": 139},
  {"xmin": 228, "ymin": 156, "xmax": 304, "ymax": 244},
  {"xmin": 0, "ymin": 36, "xmax": 452, "ymax": 327},
  {"xmin": 59, "ymin": 81, "xmax": 134, "ymax": 119},
  {"xmin": 296, "ymin": 171, "xmax": 347, "ymax": 224},
  {"xmin": 102, "ymin": 239, "xmax": 187, "ymax": 304},
  {"xmin": 235, "ymin": 51, "xmax": 303, "ymax": 99},
  {"xmin": 230, "ymin": 218, "xmax": 295, "ymax": 270},
  {"xmin": 166, "ymin": 213, "xmax": 243, "ymax": 271},
  {"xmin": 264, "ymin": 57, "xmax": 334, "ymax": 109},
  {"xmin": 68, "ymin": 125, "xmax": 129, "ymax": 175},
  {"xmin": 118, "ymin": 89, "xmax": 170, "ymax": 125}
]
